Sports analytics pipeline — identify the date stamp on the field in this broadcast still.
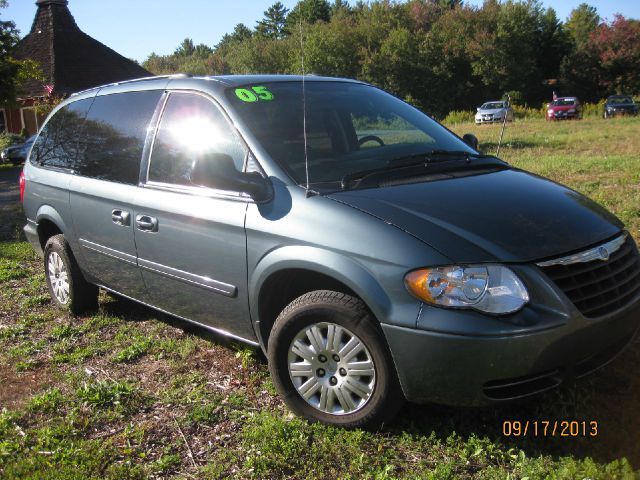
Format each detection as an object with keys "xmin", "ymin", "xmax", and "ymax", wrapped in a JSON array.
[{"xmin": 502, "ymin": 420, "xmax": 598, "ymax": 437}]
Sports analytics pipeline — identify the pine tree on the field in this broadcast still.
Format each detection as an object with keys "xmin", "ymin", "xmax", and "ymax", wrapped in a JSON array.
[{"xmin": 256, "ymin": 2, "xmax": 289, "ymax": 39}]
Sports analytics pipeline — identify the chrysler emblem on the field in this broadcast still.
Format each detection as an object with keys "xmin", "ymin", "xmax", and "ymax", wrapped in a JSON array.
[{"xmin": 597, "ymin": 246, "xmax": 610, "ymax": 261}]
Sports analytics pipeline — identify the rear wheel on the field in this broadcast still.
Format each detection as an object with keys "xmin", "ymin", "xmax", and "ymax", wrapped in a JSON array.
[
  {"xmin": 44, "ymin": 234, "xmax": 98, "ymax": 315},
  {"xmin": 268, "ymin": 290, "xmax": 404, "ymax": 428}
]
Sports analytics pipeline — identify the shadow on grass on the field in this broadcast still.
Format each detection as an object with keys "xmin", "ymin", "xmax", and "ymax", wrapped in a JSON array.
[{"xmin": 389, "ymin": 337, "xmax": 640, "ymax": 469}]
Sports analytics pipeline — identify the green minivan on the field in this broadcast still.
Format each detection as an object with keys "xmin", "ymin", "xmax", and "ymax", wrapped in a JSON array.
[{"xmin": 22, "ymin": 75, "xmax": 640, "ymax": 427}]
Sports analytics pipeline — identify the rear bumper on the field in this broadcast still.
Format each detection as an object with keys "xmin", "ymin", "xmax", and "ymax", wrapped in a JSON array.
[
  {"xmin": 382, "ymin": 295, "xmax": 640, "ymax": 406},
  {"xmin": 24, "ymin": 220, "xmax": 43, "ymax": 257}
]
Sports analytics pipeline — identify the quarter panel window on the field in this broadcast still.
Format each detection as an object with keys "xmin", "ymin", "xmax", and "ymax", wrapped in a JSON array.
[
  {"xmin": 148, "ymin": 92, "xmax": 246, "ymax": 187},
  {"xmin": 30, "ymin": 98, "xmax": 93, "ymax": 170},
  {"xmin": 76, "ymin": 90, "xmax": 162, "ymax": 185}
]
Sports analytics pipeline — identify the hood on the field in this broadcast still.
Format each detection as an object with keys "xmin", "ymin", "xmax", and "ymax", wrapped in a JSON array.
[
  {"xmin": 607, "ymin": 103, "xmax": 636, "ymax": 108},
  {"xmin": 328, "ymin": 169, "xmax": 622, "ymax": 263},
  {"xmin": 549, "ymin": 104, "xmax": 576, "ymax": 111},
  {"xmin": 478, "ymin": 108, "xmax": 505, "ymax": 115}
]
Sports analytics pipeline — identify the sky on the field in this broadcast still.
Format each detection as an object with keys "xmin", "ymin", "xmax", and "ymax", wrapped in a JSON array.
[{"xmin": 3, "ymin": 0, "xmax": 640, "ymax": 64}]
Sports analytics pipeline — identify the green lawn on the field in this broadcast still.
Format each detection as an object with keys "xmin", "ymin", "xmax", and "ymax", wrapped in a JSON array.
[{"xmin": 1, "ymin": 116, "xmax": 639, "ymax": 479}]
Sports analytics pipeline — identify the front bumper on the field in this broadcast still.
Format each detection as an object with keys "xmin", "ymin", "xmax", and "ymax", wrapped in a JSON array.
[
  {"xmin": 382, "ymin": 293, "xmax": 640, "ymax": 406},
  {"xmin": 475, "ymin": 116, "xmax": 503, "ymax": 124},
  {"xmin": 547, "ymin": 111, "xmax": 579, "ymax": 120}
]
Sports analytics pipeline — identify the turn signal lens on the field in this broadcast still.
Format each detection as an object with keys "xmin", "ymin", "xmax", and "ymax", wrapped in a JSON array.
[{"xmin": 404, "ymin": 265, "xmax": 529, "ymax": 315}]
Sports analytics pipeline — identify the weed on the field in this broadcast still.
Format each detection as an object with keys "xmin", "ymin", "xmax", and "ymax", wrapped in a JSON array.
[
  {"xmin": 28, "ymin": 388, "xmax": 65, "ymax": 413},
  {"xmin": 234, "ymin": 344, "xmax": 255, "ymax": 369},
  {"xmin": 75, "ymin": 379, "xmax": 139, "ymax": 415},
  {"xmin": 112, "ymin": 337, "xmax": 152, "ymax": 363}
]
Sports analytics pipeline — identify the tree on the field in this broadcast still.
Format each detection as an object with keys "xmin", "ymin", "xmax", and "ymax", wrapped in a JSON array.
[
  {"xmin": 216, "ymin": 23, "xmax": 253, "ymax": 52},
  {"xmin": 0, "ymin": 1, "xmax": 44, "ymax": 104},
  {"xmin": 331, "ymin": 0, "xmax": 351, "ymax": 17},
  {"xmin": 565, "ymin": 3, "xmax": 599, "ymax": 49},
  {"xmin": 286, "ymin": 0, "xmax": 331, "ymax": 30},
  {"xmin": 0, "ymin": 1, "xmax": 19, "ymax": 103},
  {"xmin": 590, "ymin": 15, "xmax": 640, "ymax": 94},
  {"xmin": 256, "ymin": 2, "xmax": 289, "ymax": 39},
  {"xmin": 174, "ymin": 38, "xmax": 195, "ymax": 57}
]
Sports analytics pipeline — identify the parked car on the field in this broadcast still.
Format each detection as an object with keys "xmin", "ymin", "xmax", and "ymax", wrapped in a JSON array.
[
  {"xmin": 546, "ymin": 97, "xmax": 582, "ymax": 120},
  {"xmin": 604, "ymin": 95, "xmax": 639, "ymax": 118},
  {"xmin": 1, "ymin": 135, "xmax": 36, "ymax": 165},
  {"xmin": 22, "ymin": 75, "xmax": 640, "ymax": 428},
  {"xmin": 475, "ymin": 100, "xmax": 513, "ymax": 124}
]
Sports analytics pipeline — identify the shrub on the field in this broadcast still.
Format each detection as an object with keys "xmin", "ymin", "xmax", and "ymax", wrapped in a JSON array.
[
  {"xmin": 0, "ymin": 133, "xmax": 24, "ymax": 151},
  {"xmin": 582, "ymin": 100, "xmax": 605, "ymax": 118},
  {"xmin": 442, "ymin": 110, "xmax": 475, "ymax": 125}
]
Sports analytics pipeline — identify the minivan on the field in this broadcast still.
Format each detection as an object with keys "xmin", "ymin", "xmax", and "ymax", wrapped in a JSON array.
[{"xmin": 22, "ymin": 75, "xmax": 640, "ymax": 428}]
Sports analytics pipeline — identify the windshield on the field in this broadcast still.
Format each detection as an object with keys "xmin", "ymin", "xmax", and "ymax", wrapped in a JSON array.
[
  {"xmin": 551, "ymin": 98, "xmax": 576, "ymax": 106},
  {"xmin": 226, "ymin": 82, "xmax": 474, "ymax": 186},
  {"xmin": 481, "ymin": 102, "xmax": 504, "ymax": 109},
  {"xmin": 608, "ymin": 97, "xmax": 633, "ymax": 104}
]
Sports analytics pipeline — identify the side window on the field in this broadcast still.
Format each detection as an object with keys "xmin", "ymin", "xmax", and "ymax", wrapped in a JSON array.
[
  {"xmin": 75, "ymin": 90, "xmax": 162, "ymax": 185},
  {"xmin": 30, "ymin": 98, "xmax": 93, "ymax": 169},
  {"xmin": 148, "ymin": 92, "xmax": 246, "ymax": 187}
]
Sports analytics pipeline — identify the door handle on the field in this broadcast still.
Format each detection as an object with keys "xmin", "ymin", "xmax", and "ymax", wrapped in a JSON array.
[
  {"xmin": 136, "ymin": 214, "xmax": 158, "ymax": 232},
  {"xmin": 111, "ymin": 209, "xmax": 130, "ymax": 226}
]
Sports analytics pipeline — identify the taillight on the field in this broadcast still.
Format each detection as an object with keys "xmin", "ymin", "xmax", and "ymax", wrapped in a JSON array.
[{"xmin": 19, "ymin": 170, "xmax": 25, "ymax": 204}]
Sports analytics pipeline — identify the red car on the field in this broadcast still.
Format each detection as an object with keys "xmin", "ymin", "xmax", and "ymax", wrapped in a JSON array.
[{"xmin": 546, "ymin": 97, "xmax": 582, "ymax": 120}]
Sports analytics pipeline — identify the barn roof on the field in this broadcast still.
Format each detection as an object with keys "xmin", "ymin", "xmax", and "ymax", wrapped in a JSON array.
[{"xmin": 15, "ymin": 0, "xmax": 150, "ymax": 97}]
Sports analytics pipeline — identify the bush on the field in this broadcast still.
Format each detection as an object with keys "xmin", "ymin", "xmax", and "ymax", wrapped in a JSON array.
[
  {"xmin": 582, "ymin": 100, "xmax": 605, "ymax": 118},
  {"xmin": 512, "ymin": 104, "xmax": 546, "ymax": 120},
  {"xmin": 442, "ymin": 110, "xmax": 475, "ymax": 125},
  {"xmin": 0, "ymin": 133, "xmax": 24, "ymax": 151}
]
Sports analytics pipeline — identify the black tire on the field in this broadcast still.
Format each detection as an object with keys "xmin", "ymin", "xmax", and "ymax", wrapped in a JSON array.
[
  {"xmin": 268, "ymin": 290, "xmax": 404, "ymax": 429},
  {"xmin": 44, "ymin": 234, "xmax": 98, "ymax": 315}
]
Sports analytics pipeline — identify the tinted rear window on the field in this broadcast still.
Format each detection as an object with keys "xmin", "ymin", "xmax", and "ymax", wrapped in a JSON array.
[
  {"xmin": 30, "ymin": 98, "xmax": 93, "ymax": 169},
  {"xmin": 75, "ymin": 90, "xmax": 162, "ymax": 185}
]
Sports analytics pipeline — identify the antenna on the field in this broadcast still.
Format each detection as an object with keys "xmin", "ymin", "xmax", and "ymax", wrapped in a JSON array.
[
  {"xmin": 496, "ymin": 94, "xmax": 511, "ymax": 157},
  {"xmin": 299, "ymin": 17, "xmax": 312, "ymax": 197}
]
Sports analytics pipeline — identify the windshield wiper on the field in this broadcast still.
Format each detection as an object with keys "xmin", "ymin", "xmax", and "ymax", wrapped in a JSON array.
[{"xmin": 341, "ymin": 150, "xmax": 493, "ymax": 190}]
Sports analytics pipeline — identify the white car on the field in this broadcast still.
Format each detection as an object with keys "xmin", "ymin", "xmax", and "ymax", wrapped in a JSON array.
[{"xmin": 475, "ymin": 101, "xmax": 514, "ymax": 124}]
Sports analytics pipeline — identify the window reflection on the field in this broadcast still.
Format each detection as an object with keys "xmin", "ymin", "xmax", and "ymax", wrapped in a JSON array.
[{"xmin": 148, "ymin": 93, "xmax": 245, "ymax": 187}]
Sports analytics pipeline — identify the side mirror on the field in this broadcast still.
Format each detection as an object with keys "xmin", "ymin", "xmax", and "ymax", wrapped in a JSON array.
[
  {"xmin": 476, "ymin": 107, "xmax": 480, "ymax": 112},
  {"xmin": 190, "ymin": 153, "xmax": 271, "ymax": 202},
  {"xmin": 462, "ymin": 133, "xmax": 479, "ymax": 151}
]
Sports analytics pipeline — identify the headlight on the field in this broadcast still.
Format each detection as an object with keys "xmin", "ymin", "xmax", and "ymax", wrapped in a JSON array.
[
  {"xmin": 404, "ymin": 265, "xmax": 529, "ymax": 314},
  {"xmin": 547, "ymin": 109, "xmax": 554, "ymax": 114}
]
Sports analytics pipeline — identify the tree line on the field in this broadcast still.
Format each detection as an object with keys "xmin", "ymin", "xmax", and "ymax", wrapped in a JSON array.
[{"xmin": 142, "ymin": 0, "xmax": 640, "ymax": 118}]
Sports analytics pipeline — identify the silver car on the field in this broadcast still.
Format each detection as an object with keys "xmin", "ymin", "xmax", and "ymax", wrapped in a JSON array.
[{"xmin": 475, "ymin": 101, "xmax": 514, "ymax": 124}]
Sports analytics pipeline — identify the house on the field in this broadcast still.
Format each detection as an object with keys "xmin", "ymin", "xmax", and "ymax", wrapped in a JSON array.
[{"xmin": 2, "ymin": 0, "xmax": 150, "ymax": 135}]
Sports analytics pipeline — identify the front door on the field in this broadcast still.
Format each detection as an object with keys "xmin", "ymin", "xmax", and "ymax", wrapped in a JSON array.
[{"xmin": 133, "ymin": 91, "xmax": 254, "ymax": 340}]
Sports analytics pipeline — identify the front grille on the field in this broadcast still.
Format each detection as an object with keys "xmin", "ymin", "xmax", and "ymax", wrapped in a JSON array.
[{"xmin": 539, "ymin": 235, "xmax": 640, "ymax": 318}]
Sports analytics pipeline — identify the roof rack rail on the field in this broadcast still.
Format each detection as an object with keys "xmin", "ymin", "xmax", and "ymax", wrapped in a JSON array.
[{"xmin": 70, "ymin": 73, "xmax": 193, "ymax": 97}]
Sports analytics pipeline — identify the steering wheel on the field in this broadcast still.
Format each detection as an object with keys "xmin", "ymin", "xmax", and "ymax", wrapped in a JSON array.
[{"xmin": 358, "ymin": 135, "xmax": 385, "ymax": 148}]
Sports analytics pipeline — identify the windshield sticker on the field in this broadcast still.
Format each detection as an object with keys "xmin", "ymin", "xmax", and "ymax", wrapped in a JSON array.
[{"xmin": 235, "ymin": 86, "xmax": 274, "ymax": 102}]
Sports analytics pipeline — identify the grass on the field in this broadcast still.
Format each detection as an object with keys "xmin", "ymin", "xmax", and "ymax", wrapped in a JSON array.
[{"xmin": 0, "ymin": 117, "xmax": 639, "ymax": 478}]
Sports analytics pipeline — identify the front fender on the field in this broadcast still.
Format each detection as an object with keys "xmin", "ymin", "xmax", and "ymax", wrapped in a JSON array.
[{"xmin": 249, "ymin": 245, "xmax": 421, "ymax": 341}]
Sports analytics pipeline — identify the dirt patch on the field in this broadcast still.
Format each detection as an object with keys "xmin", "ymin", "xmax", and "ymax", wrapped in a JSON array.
[{"xmin": 0, "ymin": 363, "xmax": 52, "ymax": 410}]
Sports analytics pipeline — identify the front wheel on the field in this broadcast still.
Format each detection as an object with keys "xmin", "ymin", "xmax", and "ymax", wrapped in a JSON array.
[
  {"xmin": 44, "ymin": 234, "xmax": 98, "ymax": 315},
  {"xmin": 268, "ymin": 290, "xmax": 403, "ymax": 429}
]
